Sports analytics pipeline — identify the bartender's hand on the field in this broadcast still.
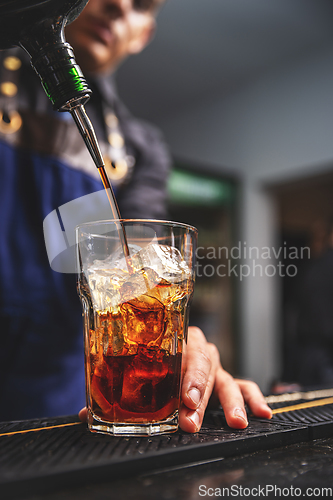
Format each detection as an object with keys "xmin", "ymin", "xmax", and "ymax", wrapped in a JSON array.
[
  {"xmin": 178, "ymin": 326, "xmax": 272, "ymax": 432},
  {"xmin": 79, "ymin": 326, "xmax": 272, "ymax": 432}
]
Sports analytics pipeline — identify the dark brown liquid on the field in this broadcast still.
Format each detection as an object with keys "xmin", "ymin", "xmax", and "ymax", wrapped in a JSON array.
[
  {"xmin": 71, "ymin": 104, "xmax": 133, "ymax": 271},
  {"xmin": 85, "ymin": 276, "xmax": 187, "ymax": 424},
  {"xmin": 90, "ymin": 345, "xmax": 181, "ymax": 423},
  {"xmin": 97, "ymin": 165, "xmax": 122, "ymax": 220},
  {"xmin": 98, "ymin": 165, "xmax": 133, "ymax": 273}
]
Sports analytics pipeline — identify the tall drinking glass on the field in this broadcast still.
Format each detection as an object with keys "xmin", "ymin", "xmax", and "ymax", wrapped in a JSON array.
[{"xmin": 76, "ymin": 220, "xmax": 197, "ymax": 436}]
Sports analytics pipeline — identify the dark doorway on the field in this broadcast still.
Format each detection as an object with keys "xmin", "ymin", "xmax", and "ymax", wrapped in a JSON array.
[{"xmin": 269, "ymin": 168, "xmax": 333, "ymax": 383}]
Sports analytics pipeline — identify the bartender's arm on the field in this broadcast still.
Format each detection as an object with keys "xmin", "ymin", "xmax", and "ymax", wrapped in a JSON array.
[{"xmin": 79, "ymin": 326, "xmax": 272, "ymax": 432}]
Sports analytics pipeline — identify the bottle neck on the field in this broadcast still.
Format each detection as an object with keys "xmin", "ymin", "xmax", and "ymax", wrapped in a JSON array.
[{"xmin": 20, "ymin": 18, "xmax": 91, "ymax": 110}]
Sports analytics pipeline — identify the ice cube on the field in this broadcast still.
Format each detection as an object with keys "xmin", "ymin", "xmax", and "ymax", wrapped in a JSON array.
[
  {"xmin": 119, "ymin": 270, "xmax": 148, "ymax": 302},
  {"xmin": 92, "ymin": 312, "xmax": 138, "ymax": 357},
  {"xmin": 155, "ymin": 281, "xmax": 188, "ymax": 308},
  {"xmin": 120, "ymin": 346, "xmax": 168, "ymax": 412},
  {"xmin": 160, "ymin": 310, "xmax": 183, "ymax": 355},
  {"xmin": 91, "ymin": 359, "xmax": 113, "ymax": 416},
  {"xmin": 87, "ymin": 243, "xmax": 142, "ymax": 273},
  {"xmin": 87, "ymin": 268, "xmax": 128, "ymax": 311},
  {"xmin": 86, "ymin": 241, "xmax": 191, "ymax": 282},
  {"xmin": 131, "ymin": 244, "xmax": 192, "ymax": 283},
  {"xmin": 107, "ymin": 315, "xmax": 138, "ymax": 356},
  {"xmin": 123, "ymin": 294, "xmax": 165, "ymax": 346},
  {"xmin": 104, "ymin": 317, "xmax": 124, "ymax": 356}
]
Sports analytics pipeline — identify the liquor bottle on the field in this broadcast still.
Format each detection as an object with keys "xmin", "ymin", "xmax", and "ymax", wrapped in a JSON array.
[
  {"xmin": 0, "ymin": 0, "xmax": 108, "ymax": 174},
  {"xmin": 0, "ymin": 0, "xmax": 91, "ymax": 111},
  {"xmin": 0, "ymin": 0, "xmax": 125, "ymax": 237}
]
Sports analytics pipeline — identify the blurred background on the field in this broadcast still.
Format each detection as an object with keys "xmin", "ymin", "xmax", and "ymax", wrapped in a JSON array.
[{"xmin": 116, "ymin": 0, "xmax": 333, "ymax": 392}]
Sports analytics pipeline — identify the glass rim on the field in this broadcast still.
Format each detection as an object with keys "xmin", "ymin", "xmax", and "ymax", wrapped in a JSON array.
[{"xmin": 76, "ymin": 218, "xmax": 198, "ymax": 234}]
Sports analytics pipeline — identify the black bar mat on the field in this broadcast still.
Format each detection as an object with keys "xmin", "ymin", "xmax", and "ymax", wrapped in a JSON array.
[
  {"xmin": 269, "ymin": 395, "xmax": 333, "ymax": 439},
  {"xmin": 0, "ymin": 412, "xmax": 309, "ymax": 497},
  {"xmin": 2, "ymin": 391, "xmax": 333, "ymax": 497}
]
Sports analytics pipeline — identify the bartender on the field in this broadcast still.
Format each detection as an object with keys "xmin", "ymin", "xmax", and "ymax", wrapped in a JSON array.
[{"xmin": 0, "ymin": 0, "xmax": 272, "ymax": 430}]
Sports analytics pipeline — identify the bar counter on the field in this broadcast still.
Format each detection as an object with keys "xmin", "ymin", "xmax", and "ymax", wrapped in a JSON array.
[{"xmin": 2, "ymin": 389, "xmax": 333, "ymax": 499}]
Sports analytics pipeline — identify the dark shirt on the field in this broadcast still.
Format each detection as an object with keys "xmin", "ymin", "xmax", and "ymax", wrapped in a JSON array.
[{"xmin": 0, "ymin": 49, "xmax": 171, "ymax": 420}]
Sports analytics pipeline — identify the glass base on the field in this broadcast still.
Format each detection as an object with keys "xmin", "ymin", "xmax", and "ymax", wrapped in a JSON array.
[{"xmin": 87, "ymin": 410, "xmax": 179, "ymax": 437}]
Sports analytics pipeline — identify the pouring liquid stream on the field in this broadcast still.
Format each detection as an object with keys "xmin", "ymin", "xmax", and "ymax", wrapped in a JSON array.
[{"xmin": 70, "ymin": 104, "xmax": 134, "ymax": 273}]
